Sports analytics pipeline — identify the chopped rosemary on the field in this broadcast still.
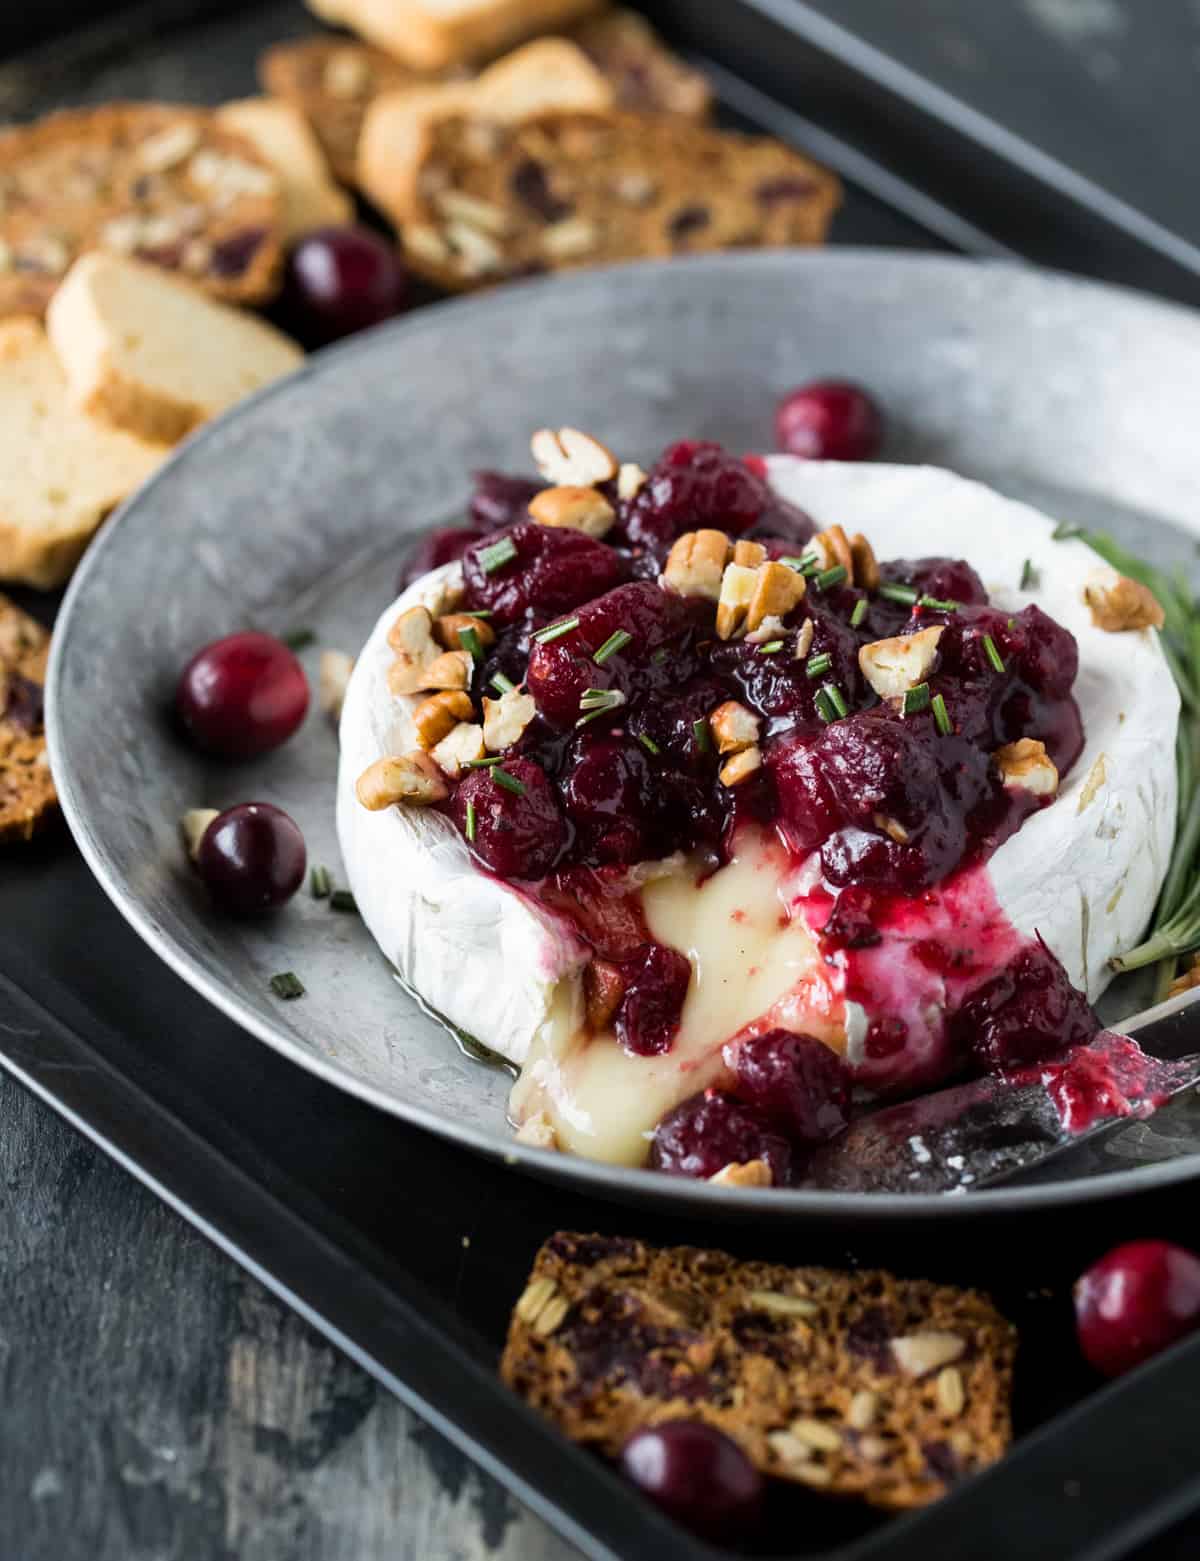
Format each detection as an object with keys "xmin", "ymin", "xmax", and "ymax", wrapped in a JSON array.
[
  {"xmin": 931, "ymin": 693, "xmax": 953, "ymax": 736},
  {"xmin": 329, "ymin": 889, "xmax": 358, "ymax": 914},
  {"xmin": 757, "ymin": 639, "xmax": 785, "ymax": 655},
  {"xmin": 465, "ymin": 800, "xmax": 477, "ymax": 843},
  {"xmin": 593, "ymin": 629, "xmax": 633, "ymax": 665},
  {"xmin": 462, "ymin": 755, "xmax": 502, "ymax": 769},
  {"xmin": 490, "ymin": 671, "xmax": 516, "ymax": 695},
  {"xmin": 270, "ymin": 971, "xmax": 304, "ymax": 1000},
  {"xmin": 637, "ymin": 732, "xmax": 662, "ymax": 756},
  {"xmin": 576, "ymin": 688, "xmax": 626, "ymax": 727},
  {"xmin": 814, "ymin": 688, "xmax": 836, "ymax": 724},
  {"xmin": 1052, "ymin": 521, "xmax": 1081, "ymax": 541},
  {"xmin": 805, "ymin": 651, "xmax": 833, "ymax": 680},
  {"xmin": 492, "ymin": 767, "xmax": 526, "ymax": 796},
  {"xmin": 878, "ymin": 582, "xmax": 918, "ymax": 605},
  {"xmin": 310, "ymin": 865, "xmax": 332, "ymax": 899},
  {"xmin": 478, "ymin": 535, "xmax": 518, "ymax": 575},
  {"xmin": 459, "ymin": 625, "xmax": 483, "ymax": 662},
  {"xmin": 850, "ymin": 598, "xmax": 869, "ymax": 628},
  {"xmin": 464, "ymin": 608, "xmax": 493, "ymax": 618},
  {"xmin": 282, "ymin": 628, "xmax": 315, "ymax": 651},
  {"xmin": 533, "ymin": 615, "xmax": 579, "ymax": 644},
  {"xmin": 903, "ymin": 683, "xmax": 931, "ymax": 716},
  {"xmin": 822, "ymin": 681, "xmax": 849, "ymax": 719},
  {"xmin": 1020, "ymin": 558, "xmax": 1038, "ymax": 591},
  {"xmin": 982, "ymin": 633, "xmax": 1006, "ymax": 673},
  {"xmin": 918, "ymin": 595, "xmax": 959, "ymax": 612},
  {"xmin": 693, "ymin": 717, "xmax": 712, "ymax": 753},
  {"xmin": 814, "ymin": 564, "xmax": 848, "ymax": 592},
  {"xmin": 652, "ymin": 647, "xmax": 670, "ymax": 665}
]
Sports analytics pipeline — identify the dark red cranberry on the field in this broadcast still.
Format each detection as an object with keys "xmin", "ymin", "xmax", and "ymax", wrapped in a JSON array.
[
  {"xmin": 1075, "ymin": 1240, "xmax": 1200, "ymax": 1378},
  {"xmin": 650, "ymin": 1090, "xmax": 792, "ymax": 1183},
  {"xmin": 195, "ymin": 803, "xmax": 306, "ymax": 915},
  {"xmin": 176, "ymin": 632, "xmax": 309, "ymax": 759},
  {"xmin": 282, "ymin": 225, "xmax": 408, "ymax": 345},
  {"xmin": 622, "ymin": 441, "xmax": 779, "ymax": 555},
  {"xmin": 614, "ymin": 943, "xmax": 691, "ymax": 1055},
  {"xmin": 563, "ymin": 736, "xmax": 656, "ymax": 864},
  {"xmin": 732, "ymin": 1030, "xmax": 851, "ymax": 1143},
  {"xmin": 948, "ymin": 939, "xmax": 1099, "ymax": 1073},
  {"xmin": 398, "ymin": 526, "xmax": 486, "ymax": 589},
  {"xmin": 453, "ymin": 757, "xmax": 566, "ymax": 879},
  {"xmin": 620, "ymin": 1421, "xmax": 763, "ymax": 1540},
  {"xmin": 468, "ymin": 471, "xmax": 544, "ymax": 531},
  {"xmin": 821, "ymin": 888, "xmax": 882, "ymax": 950},
  {"xmin": 775, "ymin": 380, "xmax": 883, "ymax": 461},
  {"xmin": 461, "ymin": 522, "xmax": 628, "ymax": 627}
]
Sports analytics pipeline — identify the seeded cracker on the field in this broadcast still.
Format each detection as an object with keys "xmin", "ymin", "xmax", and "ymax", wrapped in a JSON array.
[
  {"xmin": 0, "ymin": 595, "xmax": 56, "ymax": 842},
  {"xmin": 0, "ymin": 104, "xmax": 286, "ymax": 319},
  {"xmin": 501, "ymin": 1233, "xmax": 1016, "ymax": 1510}
]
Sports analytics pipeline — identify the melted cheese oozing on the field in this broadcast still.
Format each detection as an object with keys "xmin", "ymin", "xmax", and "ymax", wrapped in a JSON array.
[{"xmin": 509, "ymin": 827, "xmax": 838, "ymax": 1165}]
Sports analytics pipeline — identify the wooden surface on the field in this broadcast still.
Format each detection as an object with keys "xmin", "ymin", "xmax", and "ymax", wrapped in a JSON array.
[{"xmin": 0, "ymin": 1071, "xmax": 574, "ymax": 1561}]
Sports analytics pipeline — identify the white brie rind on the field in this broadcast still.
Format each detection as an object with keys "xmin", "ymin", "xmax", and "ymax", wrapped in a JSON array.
[{"xmin": 337, "ymin": 461, "xmax": 1179, "ymax": 1163}]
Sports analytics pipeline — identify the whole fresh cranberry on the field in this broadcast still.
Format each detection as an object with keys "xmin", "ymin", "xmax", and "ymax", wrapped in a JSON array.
[
  {"xmin": 461, "ymin": 522, "xmax": 629, "ymax": 627},
  {"xmin": 453, "ymin": 757, "xmax": 566, "ymax": 879},
  {"xmin": 281, "ymin": 225, "xmax": 408, "ymax": 345},
  {"xmin": 614, "ymin": 943, "xmax": 691, "ymax": 1055},
  {"xmin": 176, "ymin": 632, "xmax": 309, "ymax": 759},
  {"xmin": 468, "ymin": 471, "xmax": 544, "ymax": 531},
  {"xmin": 1075, "ymin": 1240, "xmax": 1200, "ymax": 1378},
  {"xmin": 775, "ymin": 380, "xmax": 883, "ymax": 461},
  {"xmin": 196, "ymin": 803, "xmax": 306, "ymax": 915},
  {"xmin": 650, "ymin": 1090, "xmax": 792, "ymax": 1184},
  {"xmin": 620, "ymin": 1421, "xmax": 763, "ymax": 1540},
  {"xmin": 732, "ymin": 1030, "xmax": 851, "ymax": 1143},
  {"xmin": 398, "ymin": 526, "xmax": 487, "ymax": 589}
]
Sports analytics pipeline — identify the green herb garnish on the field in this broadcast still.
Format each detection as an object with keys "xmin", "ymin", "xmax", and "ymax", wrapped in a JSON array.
[
  {"xmin": 270, "ymin": 972, "xmax": 305, "ymax": 1000},
  {"xmin": 878, "ymin": 582, "xmax": 918, "ymax": 606},
  {"xmin": 576, "ymin": 688, "xmax": 626, "ymax": 727},
  {"xmin": 850, "ymin": 598, "xmax": 868, "ymax": 628},
  {"xmin": 310, "ymin": 865, "xmax": 332, "ymax": 899},
  {"xmin": 918, "ymin": 595, "xmax": 959, "ymax": 613},
  {"xmin": 330, "ymin": 889, "xmax": 358, "ymax": 914},
  {"xmin": 462, "ymin": 755, "xmax": 502, "ymax": 769},
  {"xmin": 465, "ymin": 800, "xmax": 477, "ymax": 843},
  {"xmin": 1052, "ymin": 521, "xmax": 1081, "ymax": 541},
  {"xmin": 806, "ymin": 651, "xmax": 833, "ymax": 680},
  {"xmin": 814, "ymin": 565, "xmax": 848, "ymax": 592},
  {"xmin": 637, "ymin": 732, "xmax": 661, "ymax": 756},
  {"xmin": 983, "ymin": 634, "xmax": 1006, "ymax": 673},
  {"xmin": 492, "ymin": 767, "xmax": 527, "ymax": 796},
  {"xmin": 931, "ymin": 693, "xmax": 952, "ymax": 736},
  {"xmin": 814, "ymin": 688, "xmax": 836, "ymax": 724},
  {"xmin": 593, "ymin": 629, "xmax": 632, "ymax": 665},
  {"xmin": 1020, "ymin": 559, "xmax": 1038, "ymax": 590},
  {"xmin": 822, "ymin": 682, "xmax": 849, "ymax": 720},
  {"xmin": 693, "ymin": 717, "xmax": 712, "ymax": 754},
  {"xmin": 490, "ymin": 671, "xmax": 516, "ymax": 695},
  {"xmin": 533, "ymin": 616, "xmax": 580, "ymax": 645},
  {"xmin": 459, "ymin": 625, "xmax": 483, "ymax": 662},
  {"xmin": 903, "ymin": 683, "xmax": 931, "ymax": 716},
  {"xmin": 757, "ymin": 639, "xmax": 785, "ymax": 655},
  {"xmin": 479, "ymin": 536, "xmax": 518, "ymax": 575}
]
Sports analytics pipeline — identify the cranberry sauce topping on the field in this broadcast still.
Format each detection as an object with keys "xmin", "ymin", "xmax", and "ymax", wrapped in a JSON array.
[{"xmin": 650, "ymin": 1089, "xmax": 794, "ymax": 1184}]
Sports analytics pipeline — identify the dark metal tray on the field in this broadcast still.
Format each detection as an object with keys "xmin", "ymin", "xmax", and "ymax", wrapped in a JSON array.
[{"xmin": 4, "ymin": 3, "xmax": 1200, "ymax": 1557}]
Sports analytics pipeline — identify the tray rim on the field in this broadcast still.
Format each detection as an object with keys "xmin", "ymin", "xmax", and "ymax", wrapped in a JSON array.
[{"xmin": 46, "ymin": 246, "xmax": 1200, "ymax": 1221}]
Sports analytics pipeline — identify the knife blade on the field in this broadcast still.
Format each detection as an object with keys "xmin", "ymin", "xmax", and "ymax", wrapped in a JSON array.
[{"xmin": 802, "ymin": 990, "xmax": 1200, "ymax": 1195}]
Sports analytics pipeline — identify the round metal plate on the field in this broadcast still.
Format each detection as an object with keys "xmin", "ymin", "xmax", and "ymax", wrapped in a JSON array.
[{"xmin": 46, "ymin": 251, "xmax": 1200, "ymax": 1219}]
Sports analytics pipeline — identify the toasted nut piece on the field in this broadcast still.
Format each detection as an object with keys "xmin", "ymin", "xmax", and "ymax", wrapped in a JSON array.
[
  {"xmin": 386, "ymin": 605, "xmax": 439, "ymax": 693},
  {"xmin": 617, "ymin": 462, "xmax": 646, "ymax": 501},
  {"xmin": 859, "ymin": 625, "xmax": 944, "ymax": 698},
  {"xmin": 1084, "ymin": 568, "xmax": 1165, "ymax": 632},
  {"xmin": 413, "ymin": 689, "xmax": 475, "ymax": 749},
  {"xmin": 434, "ymin": 188, "xmax": 511, "ymax": 236},
  {"xmin": 746, "ymin": 614, "xmax": 788, "ymax": 646},
  {"xmin": 528, "ymin": 485, "xmax": 615, "ymax": 538},
  {"xmin": 530, "ymin": 427, "xmax": 617, "ymax": 487},
  {"xmin": 936, "ymin": 1365, "xmax": 966, "ymax": 1418},
  {"xmin": 716, "ymin": 563, "xmax": 759, "ymax": 639},
  {"xmin": 664, "ymin": 529, "xmax": 732, "ymax": 601},
  {"xmin": 422, "ymin": 650, "xmax": 473, "ymax": 691},
  {"xmin": 405, "ymin": 224, "xmax": 452, "ymax": 267},
  {"xmin": 710, "ymin": 1159, "xmax": 772, "ymax": 1188},
  {"xmin": 719, "ymin": 745, "xmax": 762, "ymax": 788},
  {"xmin": 874, "ymin": 812, "xmax": 910, "ymax": 844},
  {"xmin": 483, "ymin": 686, "xmax": 537, "ymax": 752},
  {"xmin": 515, "ymin": 1276, "xmax": 558, "ymax": 1324},
  {"xmin": 432, "ymin": 721, "xmax": 486, "ymax": 777},
  {"xmin": 889, "ymin": 1332, "xmax": 965, "ymax": 1378},
  {"xmin": 533, "ymin": 1294, "xmax": 570, "ymax": 1336},
  {"xmin": 747, "ymin": 1291, "xmax": 819, "ymax": 1317},
  {"xmin": 846, "ymin": 1391, "xmax": 878, "ymax": 1431},
  {"xmin": 849, "ymin": 532, "xmax": 880, "ymax": 591},
  {"xmin": 446, "ymin": 220, "xmax": 503, "ymax": 276},
  {"xmin": 585, "ymin": 958, "xmax": 625, "ymax": 1030},
  {"xmin": 436, "ymin": 613, "xmax": 496, "ymax": 651},
  {"xmin": 767, "ymin": 1431, "xmax": 813, "ymax": 1466},
  {"xmin": 794, "ymin": 618, "xmax": 815, "ymax": 659},
  {"xmin": 994, "ymin": 737, "xmax": 1059, "ymax": 796},
  {"xmin": 181, "ymin": 808, "xmax": 219, "ymax": 862},
  {"xmin": 733, "ymin": 539, "xmax": 768, "ymax": 568},
  {"xmin": 356, "ymin": 752, "xmax": 449, "ymax": 809},
  {"xmin": 709, "ymin": 700, "xmax": 761, "ymax": 755},
  {"xmin": 790, "ymin": 1418, "xmax": 843, "ymax": 1453},
  {"xmin": 515, "ymin": 1111, "xmax": 558, "ymax": 1149},
  {"xmin": 811, "ymin": 524, "xmax": 854, "ymax": 579},
  {"xmin": 319, "ymin": 650, "xmax": 354, "ymax": 722},
  {"xmin": 746, "ymin": 561, "xmax": 806, "ymax": 635},
  {"xmin": 858, "ymin": 1436, "xmax": 888, "ymax": 1464}
]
